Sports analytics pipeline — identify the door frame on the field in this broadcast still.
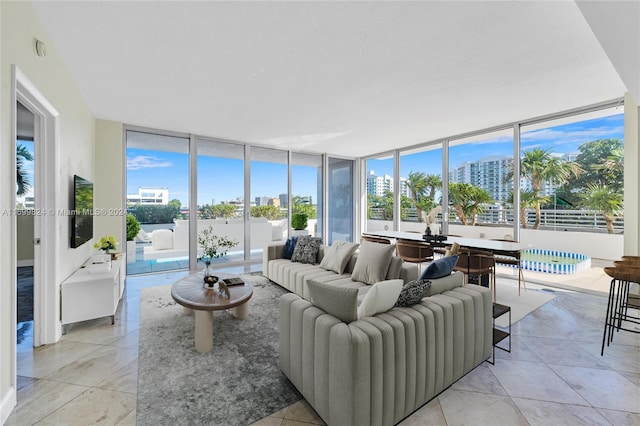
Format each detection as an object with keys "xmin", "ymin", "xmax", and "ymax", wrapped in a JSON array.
[{"xmin": 12, "ymin": 65, "xmax": 61, "ymax": 355}]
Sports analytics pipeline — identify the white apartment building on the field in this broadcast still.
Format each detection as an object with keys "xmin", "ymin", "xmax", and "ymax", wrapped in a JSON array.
[
  {"xmin": 367, "ymin": 171, "xmax": 393, "ymax": 197},
  {"xmin": 449, "ymin": 155, "xmax": 512, "ymax": 202},
  {"xmin": 126, "ymin": 187, "xmax": 169, "ymax": 205}
]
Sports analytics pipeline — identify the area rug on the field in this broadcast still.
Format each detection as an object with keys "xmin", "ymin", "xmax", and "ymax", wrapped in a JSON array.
[
  {"xmin": 137, "ymin": 274, "xmax": 302, "ymax": 426},
  {"xmin": 494, "ymin": 280, "xmax": 555, "ymax": 327}
]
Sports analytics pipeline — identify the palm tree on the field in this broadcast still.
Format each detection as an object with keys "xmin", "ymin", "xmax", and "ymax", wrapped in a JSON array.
[
  {"xmin": 406, "ymin": 171, "xmax": 428, "ymax": 222},
  {"xmin": 507, "ymin": 148, "xmax": 581, "ymax": 229},
  {"xmin": 16, "ymin": 144, "xmax": 33, "ymax": 196},
  {"xmin": 577, "ymin": 184, "xmax": 622, "ymax": 234},
  {"xmin": 507, "ymin": 190, "xmax": 549, "ymax": 229},
  {"xmin": 468, "ymin": 186, "xmax": 494, "ymax": 226},
  {"xmin": 424, "ymin": 174, "xmax": 442, "ymax": 200},
  {"xmin": 448, "ymin": 183, "xmax": 474, "ymax": 225}
]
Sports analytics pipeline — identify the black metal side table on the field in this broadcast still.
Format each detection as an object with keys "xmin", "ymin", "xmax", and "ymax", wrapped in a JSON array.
[{"xmin": 488, "ymin": 302, "xmax": 511, "ymax": 364}]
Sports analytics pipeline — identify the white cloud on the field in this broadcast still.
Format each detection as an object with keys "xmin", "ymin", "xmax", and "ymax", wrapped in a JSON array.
[
  {"xmin": 521, "ymin": 126, "xmax": 621, "ymax": 146},
  {"xmin": 127, "ymin": 155, "xmax": 173, "ymax": 170}
]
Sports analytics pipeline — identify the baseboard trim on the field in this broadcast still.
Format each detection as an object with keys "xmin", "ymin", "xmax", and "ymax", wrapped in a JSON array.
[
  {"xmin": 1, "ymin": 386, "xmax": 16, "ymax": 424},
  {"xmin": 17, "ymin": 259, "xmax": 34, "ymax": 267}
]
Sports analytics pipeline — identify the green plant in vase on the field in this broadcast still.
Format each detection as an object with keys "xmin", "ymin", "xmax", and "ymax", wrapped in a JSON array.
[
  {"xmin": 94, "ymin": 235, "xmax": 118, "ymax": 253},
  {"xmin": 197, "ymin": 226, "xmax": 238, "ymax": 297}
]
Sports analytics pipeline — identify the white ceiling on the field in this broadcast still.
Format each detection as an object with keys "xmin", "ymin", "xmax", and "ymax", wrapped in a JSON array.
[{"xmin": 31, "ymin": 1, "xmax": 629, "ymax": 158}]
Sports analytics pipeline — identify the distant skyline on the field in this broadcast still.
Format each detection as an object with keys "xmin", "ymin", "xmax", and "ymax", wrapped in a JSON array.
[
  {"xmin": 368, "ymin": 113, "xmax": 624, "ymax": 178},
  {"xmin": 126, "ymin": 113, "xmax": 623, "ymax": 206},
  {"xmin": 127, "ymin": 149, "xmax": 321, "ymax": 206}
]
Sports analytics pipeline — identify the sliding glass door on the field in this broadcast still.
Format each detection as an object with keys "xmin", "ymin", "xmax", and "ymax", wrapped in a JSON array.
[
  {"xmin": 250, "ymin": 147, "xmax": 288, "ymax": 260},
  {"xmin": 328, "ymin": 157, "xmax": 354, "ymax": 244},
  {"xmin": 196, "ymin": 138, "xmax": 245, "ymax": 265},
  {"xmin": 126, "ymin": 130, "xmax": 190, "ymax": 274}
]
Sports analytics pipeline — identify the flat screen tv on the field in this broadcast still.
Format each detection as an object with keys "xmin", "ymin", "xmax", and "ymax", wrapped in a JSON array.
[{"xmin": 71, "ymin": 175, "xmax": 94, "ymax": 248}]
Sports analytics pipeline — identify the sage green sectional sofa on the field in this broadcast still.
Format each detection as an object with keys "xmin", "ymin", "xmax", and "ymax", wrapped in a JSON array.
[{"xmin": 263, "ymin": 241, "xmax": 493, "ymax": 426}]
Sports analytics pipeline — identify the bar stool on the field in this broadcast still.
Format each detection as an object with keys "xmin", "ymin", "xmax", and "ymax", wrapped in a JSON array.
[{"xmin": 601, "ymin": 260, "xmax": 640, "ymax": 355}]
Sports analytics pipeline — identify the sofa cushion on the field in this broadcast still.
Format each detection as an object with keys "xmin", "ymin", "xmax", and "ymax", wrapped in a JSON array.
[
  {"xmin": 357, "ymin": 279, "xmax": 403, "ymax": 319},
  {"xmin": 291, "ymin": 236, "xmax": 323, "ymax": 264},
  {"xmin": 420, "ymin": 255, "xmax": 459, "ymax": 280},
  {"xmin": 319, "ymin": 241, "xmax": 359, "ymax": 274},
  {"xmin": 152, "ymin": 229, "xmax": 173, "ymax": 250},
  {"xmin": 395, "ymin": 279, "xmax": 432, "ymax": 307},
  {"xmin": 282, "ymin": 236, "xmax": 299, "ymax": 260},
  {"xmin": 307, "ymin": 279, "xmax": 359, "ymax": 323},
  {"xmin": 351, "ymin": 241, "xmax": 395, "ymax": 285}
]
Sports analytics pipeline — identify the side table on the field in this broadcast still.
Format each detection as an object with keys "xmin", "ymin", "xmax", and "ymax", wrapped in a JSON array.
[{"xmin": 488, "ymin": 302, "xmax": 511, "ymax": 364}]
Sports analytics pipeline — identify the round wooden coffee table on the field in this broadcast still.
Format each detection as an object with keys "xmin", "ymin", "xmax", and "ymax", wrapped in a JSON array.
[{"xmin": 171, "ymin": 273, "xmax": 253, "ymax": 353}]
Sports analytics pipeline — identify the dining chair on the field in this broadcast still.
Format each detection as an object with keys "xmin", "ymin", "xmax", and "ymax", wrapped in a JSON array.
[
  {"xmin": 454, "ymin": 248, "xmax": 497, "ymax": 301},
  {"xmin": 360, "ymin": 235, "xmax": 392, "ymax": 245},
  {"xmin": 491, "ymin": 238, "xmax": 526, "ymax": 295},
  {"xmin": 395, "ymin": 239, "xmax": 434, "ymax": 274}
]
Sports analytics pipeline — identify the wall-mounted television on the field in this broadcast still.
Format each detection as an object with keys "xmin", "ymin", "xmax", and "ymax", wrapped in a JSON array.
[{"xmin": 71, "ymin": 175, "xmax": 94, "ymax": 248}]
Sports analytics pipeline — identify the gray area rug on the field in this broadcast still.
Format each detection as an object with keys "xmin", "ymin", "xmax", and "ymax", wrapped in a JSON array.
[{"xmin": 137, "ymin": 274, "xmax": 302, "ymax": 426}]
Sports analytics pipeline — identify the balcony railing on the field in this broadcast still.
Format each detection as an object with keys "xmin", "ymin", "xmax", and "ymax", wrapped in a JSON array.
[{"xmin": 368, "ymin": 207, "xmax": 623, "ymax": 232}]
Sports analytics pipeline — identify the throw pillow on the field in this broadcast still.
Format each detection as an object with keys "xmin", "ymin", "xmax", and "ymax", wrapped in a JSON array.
[
  {"xmin": 351, "ymin": 241, "xmax": 396, "ymax": 285},
  {"xmin": 357, "ymin": 279, "xmax": 403, "ymax": 319},
  {"xmin": 445, "ymin": 242, "xmax": 460, "ymax": 257},
  {"xmin": 282, "ymin": 236, "xmax": 299, "ymax": 260},
  {"xmin": 307, "ymin": 280, "xmax": 358, "ymax": 323},
  {"xmin": 394, "ymin": 279, "xmax": 432, "ymax": 307},
  {"xmin": 420, "ymin": 255, "xmax": 459, "ymax": 280},
  {"xmin": 319, "ymin": 241, "xmax": 359, "ymax": 274},
  {"xmin": 291, "ymin": 236, "xmax": 323, "ymax": 264}
]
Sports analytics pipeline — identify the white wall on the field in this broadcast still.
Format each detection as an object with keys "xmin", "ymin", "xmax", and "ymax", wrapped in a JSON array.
[
  {"xmin": 1, "ymin": 2, "xmax": 95, "ymax": 420},
  {"xmin": 94, "ymin": 120, "xmax": 125, "ymax": 246},
  {"xmin": 624, "ymin": 94, "xmax": 639, "ymax": 256}
]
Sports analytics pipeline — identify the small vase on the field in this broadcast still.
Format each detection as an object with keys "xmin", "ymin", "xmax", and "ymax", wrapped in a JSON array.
[{"xmin": 203, "ymin": 262, "xmax": 218, "ymax": 287}]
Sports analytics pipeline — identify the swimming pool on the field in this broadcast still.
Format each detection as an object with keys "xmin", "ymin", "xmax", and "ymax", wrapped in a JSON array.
[{"xmin": 519, "ymin": 249, "xmax": 591, "ymax": 274}]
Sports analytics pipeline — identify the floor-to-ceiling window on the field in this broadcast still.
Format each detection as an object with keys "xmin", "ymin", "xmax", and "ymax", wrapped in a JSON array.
[
  {"xmin": 126, "ymin": 130, "xmax": 190, "ymax": 274},
  {"xmin": 399, "ymin": 144, "xmax": 444, "ymax": 234},
  {"xmin": 365, "ymin": 154, "xmax": 395, "ymax": 233},
  {"xmin": 292, "ymin": 153, "xmax": 323, "ymax": 238},
  {"xmin": 328, "ymin": 157, "xmax": 354, "ymax": 244},
  {"xmin": 196, "ymin": 138, "xmax": 245, "ymax": 265},
  {"xmin": 250, "ymin": 146, "xmax": 288, "ymax": 260},
  {"xmin": 519, "ymin": 107, "xmax": 624, "ymax": 235},
  {"xmin": 448, "ymin": 129, "xmax": 515, "ymax": 238}
]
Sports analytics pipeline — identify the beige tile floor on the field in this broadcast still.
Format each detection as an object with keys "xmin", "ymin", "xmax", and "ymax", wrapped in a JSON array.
[{"xmin": 8, "ymin": 263, "xmax": 639, "ymax": 426}]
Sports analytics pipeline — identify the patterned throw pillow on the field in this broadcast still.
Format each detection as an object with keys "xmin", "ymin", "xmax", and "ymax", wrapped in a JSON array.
[
  {"xmin": 394, "ymin": 279, "xmax": 432, "ymax": 307},
  {"xmin": 291, "ymin": 236, "xmax": 323, "ymax": 264}
]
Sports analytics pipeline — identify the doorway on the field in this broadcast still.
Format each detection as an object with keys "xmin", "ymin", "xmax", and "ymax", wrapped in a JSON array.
[{"xmin": 16, "ymin": 101, "xmax": 35, "ymax": 350}]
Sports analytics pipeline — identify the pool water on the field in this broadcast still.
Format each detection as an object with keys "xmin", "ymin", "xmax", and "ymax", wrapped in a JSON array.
[{"xmin": 519, "ymin": 249, "xmax": 591, "ymax": 274}]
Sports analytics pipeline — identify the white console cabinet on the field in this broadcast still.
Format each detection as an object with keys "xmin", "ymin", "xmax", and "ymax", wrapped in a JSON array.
[{"xmin": 61, "ymin": 256, "xmax": 126, "ymax": 327}]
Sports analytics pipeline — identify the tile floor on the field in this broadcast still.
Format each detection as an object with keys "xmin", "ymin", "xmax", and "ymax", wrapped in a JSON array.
[{"xmin": 8, "ymin": 264, "xmax": 639, "ymax": 426}]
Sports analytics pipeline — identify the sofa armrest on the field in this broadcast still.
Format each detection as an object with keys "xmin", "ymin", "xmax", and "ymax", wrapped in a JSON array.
[
  {"xmin": 263, "ymin": 242, "xmax": 286, "ymax": 273},
  {"xmin": 399, "ymin": 262, "xmax": 419, "ymax": 283},
  {"xmin": 429, "ymin": 271, "xmax": 465, "ymax": 295}
]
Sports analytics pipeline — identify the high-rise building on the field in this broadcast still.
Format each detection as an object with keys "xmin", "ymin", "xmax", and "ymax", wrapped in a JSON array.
[
  {"xmin": 449, "ymin": 156, "xmax": 512, "ymax": 202},
  {"xmin": 367, "ymin": 170, "xmax": 393, "ymax": 197}
]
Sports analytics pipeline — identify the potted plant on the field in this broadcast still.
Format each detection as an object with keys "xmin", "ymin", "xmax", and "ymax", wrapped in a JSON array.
[
  {"xmin": 94, "ymin": 235, "xmax": 118, "ymax": 260},
  {"xmin": 126, "ymin": 213, "xmax": 140, "ymax": 263},
  {"xmin": 197, "ymin": 226, "xmax": 238, "ymax": 296},
  {"xmin": 291, "ymin": 213, "xmax": 309, "ymax": 236}
]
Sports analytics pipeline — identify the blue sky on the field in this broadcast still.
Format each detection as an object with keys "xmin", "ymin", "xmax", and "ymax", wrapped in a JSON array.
[
  {"xmin": 369, "ymin": 113, "xmax": 624, "ymax": 178},
  {"xmin": 125, "ymin": 113, "xmax": 623, "ymax": 206},
  {"xmin": 127, "ymin": 149, "xmax": 320, "ymax": 206}
]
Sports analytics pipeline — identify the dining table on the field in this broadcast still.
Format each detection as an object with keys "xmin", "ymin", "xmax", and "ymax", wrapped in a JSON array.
[{"xmin": 362, "ymin": 230, "xmax": 531, "ymax": 293}]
